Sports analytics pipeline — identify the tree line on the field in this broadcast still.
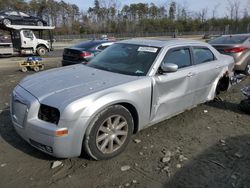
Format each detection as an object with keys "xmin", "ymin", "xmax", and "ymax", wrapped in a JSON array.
[{"xmin": 1, "ymin": 0, "xmax": 250, "ymax": 35}]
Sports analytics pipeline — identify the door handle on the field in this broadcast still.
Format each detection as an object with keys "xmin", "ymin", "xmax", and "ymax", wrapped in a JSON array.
[{"xmin": 187, "ymin": 72, "xmax": 195, "ymax": 77}]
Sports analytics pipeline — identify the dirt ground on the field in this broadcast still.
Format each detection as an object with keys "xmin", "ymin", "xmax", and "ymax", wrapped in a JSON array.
[{"xmin": 0, "ymin": 54, "xmax": 250, "ymax": 188}]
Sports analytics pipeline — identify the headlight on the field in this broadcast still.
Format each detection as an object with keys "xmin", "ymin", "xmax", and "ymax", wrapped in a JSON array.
[
  {"xmin": 38, "ymin": 104, "xmax": 60, "ymax": 124},
  {"xmin": 0, "ymin": 16, "xmax": 4, "ymax": 19}
]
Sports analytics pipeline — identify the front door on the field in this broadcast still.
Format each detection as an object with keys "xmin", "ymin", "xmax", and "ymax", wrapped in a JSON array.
[
  {"xmin": 21, "ymin": 30, "xmax": 36, "ymax": 50},
  {"xmin": 151, "ymin": 47, "xmax": 196, "ymax": 122}
]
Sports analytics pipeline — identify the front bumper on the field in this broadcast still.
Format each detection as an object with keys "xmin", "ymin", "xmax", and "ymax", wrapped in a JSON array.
[{"xmin": 11, "ymin": 85, "xmax": 88, "ymax": 158}]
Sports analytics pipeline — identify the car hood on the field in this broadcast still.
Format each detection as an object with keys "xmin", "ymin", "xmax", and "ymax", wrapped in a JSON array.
[{"xmin": 19, "ymin": 65, "xmax": 138, "ymax": 108}]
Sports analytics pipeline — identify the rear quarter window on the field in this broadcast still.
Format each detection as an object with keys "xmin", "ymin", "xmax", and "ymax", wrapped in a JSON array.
[{"xmin": 193, "ymin": 47, "xmax": 216, "ymax": 65}]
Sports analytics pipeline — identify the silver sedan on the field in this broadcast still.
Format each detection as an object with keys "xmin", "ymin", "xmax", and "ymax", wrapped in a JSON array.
[{"xmin": 11, "ymin": 38, "xmax": 234, "ymax": 160}]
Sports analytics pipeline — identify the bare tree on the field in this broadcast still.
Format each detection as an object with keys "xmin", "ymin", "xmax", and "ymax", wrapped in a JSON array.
[
  {"xmin": 227, "ymin": 0, "xmax": 241, "ymax": 20},
  {"xmin": 227, "ymin": 0, "xmax": 235, "ymax": 20},
  {"xmin": 198, "ymin": 8, "xmax": 208, "ymax": 23},
  {"xmin": 212, "ymin": 3, "xmax": 220, "ymax": 19}
]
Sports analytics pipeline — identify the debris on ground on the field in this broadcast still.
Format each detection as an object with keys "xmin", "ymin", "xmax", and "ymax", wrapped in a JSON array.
[
  {"xmin": 204, "ymin": 110, "xmax": 208, "ymax": 113},
  {"xmin": 1, "ymin": 163, "xmax": 7, "ymax": 167},
  {"xmin": 51, "ymin": 161, "xmax": 62, "ymax": 169},
  {"xmin": 132, "ymin": 180, "xmax": 137, "ymax": 184},
  {"xmin": 234, "ymin": 152, "xmax": 243, "ymax": 159},
  {"xmin": 121, "ymin": 165, "xmax": 131, "ymax": 172},
  {"xmin": 179, "ymin": 155, "xmax": 188, "ymax": 162},
  {"xmin": 125, "ymin": 183, "xmax": 130, "ymax": 187},
  {"xmin": 176, "ymin": 164, "xmax": 182, "ymax": 169},
  {"xmin": 161, "ymin": 156, "xmax": 171, "ymax": 163},
  {"xmin": 133, "ymin": 139, "xmax": 141, "ymax": 144}
]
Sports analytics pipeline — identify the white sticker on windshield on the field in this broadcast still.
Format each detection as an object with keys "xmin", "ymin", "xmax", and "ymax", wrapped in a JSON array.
[{"xmin": 138, "ymin": 47, "xmax": 158, "ymax": 53}]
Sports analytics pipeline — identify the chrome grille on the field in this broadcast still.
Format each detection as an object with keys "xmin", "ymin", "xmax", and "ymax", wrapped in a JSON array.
[{"xmin": 11, "ymin": 95, "xmax": 28, "ymax": 127}]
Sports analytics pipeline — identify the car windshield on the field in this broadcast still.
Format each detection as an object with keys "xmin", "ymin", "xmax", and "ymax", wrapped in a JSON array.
[
  {"xmin": 209, "ymin": 35, "xmax": 249, "ymax": 44},
  {"xmin": 88, "ymin": 43, "xmax": 161, "ymax": 76}
]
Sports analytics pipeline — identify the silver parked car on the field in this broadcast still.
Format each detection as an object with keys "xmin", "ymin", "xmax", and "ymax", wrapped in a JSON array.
[
  {"xmin": 11, "ymin": 38, "xmax": 234, "ymax": 160},
  {"xmin": 209, "ymin": 34, "xmax": 250, "ymax": 75}
]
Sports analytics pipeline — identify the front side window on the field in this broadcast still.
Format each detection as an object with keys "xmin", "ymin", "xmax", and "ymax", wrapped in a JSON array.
[
  {"xmin": 88, "ymin": 43, "xmax": 161, "ymax": 76},
  {"xmin": 193, "ymin": 47, "xmax": 215, "ymax": 65},
  {"xmin": 163, "ymin": 48, "xmax": 191, "ymax": 69},
  {"xmin": 23, "ymin": 31, "xmax": 33, "ymax": 39},
  {"xmin": 19, "ymin": 12, "xmax": 30, "ymax": 17}
]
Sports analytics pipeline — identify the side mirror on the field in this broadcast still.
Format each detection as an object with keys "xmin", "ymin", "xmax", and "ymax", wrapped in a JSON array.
[{"xmin": 161, "ymin": 63, "xmax": 178, "ymax": 73}]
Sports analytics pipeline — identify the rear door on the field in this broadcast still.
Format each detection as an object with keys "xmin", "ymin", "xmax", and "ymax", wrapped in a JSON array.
[
  {"xmin": 151, "ymin": 47, "xmax": 196, "ymax": 122},
  {"xmin": 191, "ymin": 46, "xmax": 222, "ymax": 104}
]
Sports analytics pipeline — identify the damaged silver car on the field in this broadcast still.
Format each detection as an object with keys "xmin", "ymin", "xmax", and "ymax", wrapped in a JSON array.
[{"xmin": 11, "ymin": 38, "xmax": 234, "ymax": 160}]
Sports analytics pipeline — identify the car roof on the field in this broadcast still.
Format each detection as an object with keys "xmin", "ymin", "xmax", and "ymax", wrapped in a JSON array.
[
  {"xmin": 118, "ymin": 38, "xmax": 209, "ymax": 48},
  {"xmin": 222, "ymin": 34, "xmax": 250, "ymax": 37}
]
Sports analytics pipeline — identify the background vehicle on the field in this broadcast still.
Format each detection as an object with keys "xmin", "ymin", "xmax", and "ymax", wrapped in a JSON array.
[
  {"xmin": 209, "ymin": 34, "xmax": 250, "ymax": 75},
  {"xmin": 0, "ymin": 24, "xmax": 55, "ymax": 56},
  {"xmin": 0, "ymin": 11, "xmax": 47, "ymax": 27},
  {"xmin": 62, "ymin": 40, "xmax": 114, "ymax": 66},
  {"xmin": 11, "ymin": 39, "xmax": 234, "ymax": 160}
]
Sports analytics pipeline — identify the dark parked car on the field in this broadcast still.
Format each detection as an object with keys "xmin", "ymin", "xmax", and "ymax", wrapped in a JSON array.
[
  {"xmin": 209, "ymin": 34, "xmax": 250, "ymax": 75},
  {"xmin": 0, "ymin": 11, "xmax": 47, "ymax": 27},
  {"xmin": 62, "ymin": 40, "xmax": 114, "ymax": 66}
]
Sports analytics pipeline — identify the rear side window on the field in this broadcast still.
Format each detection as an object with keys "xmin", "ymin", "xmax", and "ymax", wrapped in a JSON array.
[
  {"xmin": 163, "ymin": 48, "xmax": 191, "ymax": 69},
  {"xmin": 193, "ymin": 47, "xmax": 215, "ymax": 65},
  {"xmin": 209, "ymin": 36, "xmax": 249, "ymax": 44}
]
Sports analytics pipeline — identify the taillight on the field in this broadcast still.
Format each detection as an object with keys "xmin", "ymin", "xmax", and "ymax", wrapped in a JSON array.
[
  {"xmin": 224, "ymin": 47, "xmax": 248, "ymax": 53},
  {"xmin": 79, "ymin": 51, "xmax": 93, "ymax": 58}
]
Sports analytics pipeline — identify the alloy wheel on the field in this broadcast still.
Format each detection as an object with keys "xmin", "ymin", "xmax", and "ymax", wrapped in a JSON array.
[{"xmin": 96, "ymin": 115, "xmax": 128, "ymax": 154}]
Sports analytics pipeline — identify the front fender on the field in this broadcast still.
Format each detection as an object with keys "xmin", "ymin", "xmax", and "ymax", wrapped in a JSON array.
[{"xmin": 81, "ymin": 91, "xmax": 139, "ymax": 119}]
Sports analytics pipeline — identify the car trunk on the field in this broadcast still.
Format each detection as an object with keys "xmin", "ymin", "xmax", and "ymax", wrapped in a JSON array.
[
  {"xmin": 211, "ymin": 44, "xmax": 248, "ymax": 62},
  {"xmin": 63, "ymin": 48, "xmax": 83, "ymax": 61}
]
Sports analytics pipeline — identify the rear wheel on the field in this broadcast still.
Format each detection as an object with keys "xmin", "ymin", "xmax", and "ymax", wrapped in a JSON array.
[
  {"xmin": 245, "ymin": 63, "xmax": 250, "ymax": 75},
  {"xmin": 3, "ymin": 19, "xmax": 11, "ymax": 26},
  {"xmin": 40, "ymin": 64, "xmax": 45, "ymax": 70},
  {"xmin": 37, "ymin": 46, "xmax": 47, "ymax": 56},
  {"xmin": 84, "ymin": 105, "xmax": 134, "ymax": 160}
]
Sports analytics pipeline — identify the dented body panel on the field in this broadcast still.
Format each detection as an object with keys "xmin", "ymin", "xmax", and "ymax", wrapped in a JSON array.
[{"xmin": 11, "ymin": 38, "xmax": 234, "ymax": 158}]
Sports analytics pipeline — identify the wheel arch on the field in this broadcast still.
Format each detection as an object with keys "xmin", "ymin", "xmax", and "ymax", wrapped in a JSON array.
[{"xmin": 36, "ymin": 44, "xmax": 48, "ymax": 50}]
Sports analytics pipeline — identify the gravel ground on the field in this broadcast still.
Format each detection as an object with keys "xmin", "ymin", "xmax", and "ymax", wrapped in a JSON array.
[{"xmin": 0, "ymin": 55, "xmax": 250, "ymax": 188}]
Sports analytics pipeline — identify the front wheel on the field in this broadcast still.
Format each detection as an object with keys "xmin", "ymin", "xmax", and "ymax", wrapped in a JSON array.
[
  {"xmin": 84, "ymin": 105, "xmax": 134, "ymax": 160},
  {"xmin": 37, "ymin": 46, "xmax": 47, "ymax": 56}
]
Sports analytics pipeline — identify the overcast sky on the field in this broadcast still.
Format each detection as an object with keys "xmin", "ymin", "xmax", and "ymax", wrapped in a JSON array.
[{"xmin": 68, "ymin": 0, "xmax": 249, "ymax": 18}]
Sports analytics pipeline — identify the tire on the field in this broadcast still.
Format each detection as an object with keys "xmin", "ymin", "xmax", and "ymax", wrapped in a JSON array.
[
  {"xmin": 34, "ymin": 66, "xmax": 40, "ymax": 72},
  {"xmin": 40, "ymin": 64, "xmax": 45, "ymax": 70},
  {"xmin": 37, "ymin": 46, "xmax": 47, "ymax": 56},
  {"xmin": 37, "ymin": 21, "xmax": 43, "ymax": 26},
  {"xmin": 245, "ymin": 63, "xmax": 250, "ymax": 76},
  {"xmin": 21, "ymin": 66, "xmax": 27, "ymax": 72},
  {"xmin": 84, "ymin": 105, "xmax": 134, "ymax": 160},
  {"xmin": 3, "ymin": 19, "xmax": 11, "ymax": 26},
  {"xmin": 239, "ymin": 99, "xmax": 250, "ymax": 114}
]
